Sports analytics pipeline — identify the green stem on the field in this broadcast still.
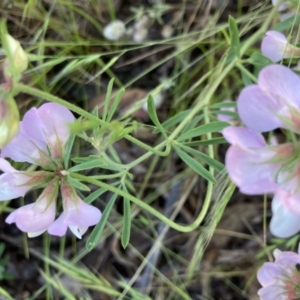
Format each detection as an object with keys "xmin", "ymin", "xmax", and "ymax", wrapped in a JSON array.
[{"xmin": 71, "ymin": 172, "xmax": 235, "ymax": 232}]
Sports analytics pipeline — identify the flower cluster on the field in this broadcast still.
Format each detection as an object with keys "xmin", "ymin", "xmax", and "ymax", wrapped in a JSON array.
[
  {"xmin": 1, "ymin": 103, "xmax": 101, "ymax": 238},
  {"xmin": 223, "ymin": 64, "xmax": 300, "ymax": 238},
  {"xmin": 258, "ymin": 246, "xmax": 300, "ymax": 300}
]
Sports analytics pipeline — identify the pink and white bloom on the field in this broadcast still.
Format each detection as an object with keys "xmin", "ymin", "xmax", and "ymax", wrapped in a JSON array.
[
  {"xmin": 261, "ymin": 31, "xmax": 298, "ymax": 63},
  {"xmin": 223, "ymin": 126, "xmax": 294, "ymax": 195},
  {"xmin": 2, "ymin": 102, "xmax": 101, "ymax": 239},
  {"xmin": 48, "ymin": 182, "xmax": 101, "ymax": 239},
  {"xmin": 5, "ymin": 179, "xmax": 58, "ymax": 236},
  {"xmin": 223, "ymin": 126, "xmax": 300, "ymax": 238},
  {"xmin": 48, "ymin": 196, "xmax": 101, "ymax": 239},
  {"xmin": 237, "ymin": 64, "xmax": 300, "ymax": 133},
  {"xmin": 257, "ymin": 245, "xmax": 300, "ymax": 300}
]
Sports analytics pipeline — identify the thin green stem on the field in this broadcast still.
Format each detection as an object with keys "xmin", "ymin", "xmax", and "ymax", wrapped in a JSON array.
[
  {"xmin": 89, "ymin": 172, "xmax": 126, "ymax": 180},
  {"xmin": 70, "ymin": 172, "xmax": 235, "ymax": 232}
]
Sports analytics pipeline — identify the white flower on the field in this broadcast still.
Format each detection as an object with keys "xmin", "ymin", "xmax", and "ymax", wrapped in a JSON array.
[{"xmin": 103, "ymin": 20, "xmax": 126, "ymax": 41}]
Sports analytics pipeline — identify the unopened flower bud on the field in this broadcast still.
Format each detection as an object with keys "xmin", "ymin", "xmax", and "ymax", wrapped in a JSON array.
[
  {"xmin": 3, "ymin": 34, "xmax": 28, "ymax": 77},
  {"xmin": 0, "ymin": 98, "xmax": 19, "ymax": 148}
]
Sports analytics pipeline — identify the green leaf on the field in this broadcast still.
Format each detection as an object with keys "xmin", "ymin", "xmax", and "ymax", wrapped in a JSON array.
[
  {"xmin": 213, "ymin": 110, "xmax": 239, "ymax": 119},
  {"xmin": 106, "ymin": 87, "xmax": 125, "ymax": 122},
  {"xmin": 49, "ymin": 55, "xmax": 100, "ymax": 85},
  {"xmin": 228, "ymin": 16, "xmax": 240, "ymax": 58},
  {"xmin": 85, "ymin": 187, "xmax": 108, "ymax": 204},
  {"xmin": 68, "ymin": 157, "xmax": 107, "ymax": 172},
  {"xmin": 182, "ymin": 114, "xmax": 204, "ymax": 133},
  {"xmin": 0, "ymin": 286, "xmax": 14, "ymax": 300},
  {"xmin": 72, "ymin": 155, "xmax": 101, "ymax": 163},
  {"xmin": 29, "ymin": 57, "xmax": 66, "ymax": 73},
  {"xmin": 155, "ymin": 109, "xmax": 192, "ymax": 133},
  {"xmin": 70, "ymin": 155, "xmax": 123, "ymax": 171},
  {"xmin": 174, "ymin": 146, "xmax": 216, "ymax": 183},
  {"xmin": 121, "ymin": 187, "xmax": 131, "ymax": 248},
  {"xmin": 273, "ymin": 15, "xmax": 300, "ymax": 31},
  {"xmin": 0, "ymin": 243, "xmax": 5, "ymax": 258},
  {"xmin": 249, "ymin": 52, "xmax": 273, "ymax": 68},
  {"xmin": 147, "ymin": 95, "xmax": 168, "ymax": 138},
  {"xmin": 64, "ymin": 133, "xmax": 76, "ymax": 169},
  {"xmin": 103, "ymin": 78, "xmax": 114, "ymax": 122},
  {"xmin": 210, "ymin": 102, "xmax": 236, "ymax": 109},
  {"xmin": 183, "ymin": 137, "xmax": 226, "ymax": 147},
  {"xmin": 177, "ymin": 121, "xmax": 229, "ymax": 142},
  {"xmin": 86, "ymin": 193, "xmax": 118, "ymax": 251},
  {"xmin": 241, "ymin": 66, "xmax": 253, "ymax": 86},
  {"xmin": 178, "ymin": 144, "xmax": 224, "ymax": 172},
  {"xmin": 67, "ymin": 176, "xmax": 91, "ymax": 191}
]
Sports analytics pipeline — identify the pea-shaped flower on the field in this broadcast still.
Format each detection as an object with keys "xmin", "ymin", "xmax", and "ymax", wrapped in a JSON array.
[
  {"xmin": 261, "ymin": 31, "xmax": 300, "ymax": 62},
  {"xmin": 1, "ymin": 102, "xmax": 101, "ymax": 238},
  {"xmin": 258, "ymin": 246, "xmax": 300, "ymax": 299}
]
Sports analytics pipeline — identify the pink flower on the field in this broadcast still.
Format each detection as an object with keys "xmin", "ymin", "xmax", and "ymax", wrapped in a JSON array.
[
  {"xmin": 48, "ymin": 182, "xmax": 101, "ymax": 239},
  {"xmin": 237, "ymin": 64, "xmax": 300, "ymax": 133},
  {"xmin": 2, "ymin": 102, "xmax": 101, "ymax": 239},
  {"xmin": 257, "ymin": 246, "xmax": 300, "ymax": 300},
  {"xmin": 5, "ymin": 180, "xmax": 58, "ymax": 237},
  {"xmin": 223, "ymin": 126, "xmax": 300, "ymax": 238},
  {"xmin": 223, "ymin": 126, "xmax": 293, "ymax": 195},
  {"xmin": 1, "ymin": 102, "xmax": 75, "ymax": 165},
  {"xmin": 0, "ymin": 102, "xmax": 74, "ymax": 201},
  {"xmin": 261, "ymin": 31, "xmax": 295, "ymax": 62}
]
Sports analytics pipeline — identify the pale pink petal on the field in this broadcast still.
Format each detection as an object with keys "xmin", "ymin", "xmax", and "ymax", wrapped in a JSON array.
[
  {"xmin": 64, "ymin": 198, "xmax": 102, "ymax": 227},
  {"xmin": 257, "ymin": 262, "xmax": 283, "ymax": 286},
  {"xmin": 270, "ymin": 191, "xmax": 300, "ymax": 238},
  {"xmin": 275, "ymin": 162, "xmax": 300, "ymax": 194},
  {"xmin": 48, "ymin": 197, "xmax": 101, "ymax": 238},
  {"xmin": 21, "ymin": 107, "xmax": 47, "ymax": 145},
  {"xmin": 225, "ymin": 146, "xmax": 278, "ymax": 194},
  {"xmin": 37, "ymin": 103, "xmax": 75, "ymax": 146},
  {"xmin": 1, "ymin": 103, "xmax": 75, "ymax": 163},
  {"xmin": 222, "ymin": 126, "xmax": 266, "ymax": 150},
  {"xmin": 47, "ymin": 214, "xmax": 68, "ymax": 237},
  {"xmin": 259, "ymin": 64, "xmax": 300, "ymax": 109},
  {"xmin": 261, "ymin": 31, "xmax": 288, "ymax": 62},
  {"xmin": 0, "ymin": 159, "xmax": 32, "ymax": 200},
  {"xmin": 275, "ymin": 252, "xmax": 300, "ymax": 270},
  {"xmin": 257, "ymin": 285, "xmax": 286, "ymax": 300},
  {"xmin": 6, "ymin": 199, "xmax": 56, "ymax": 232},
  {"xmin": 1, "ymin": 126, "xmax": 47, "ymax": 163},
  {"xmin": 0, "ymin": 157, "xmax": 17, "ymax": 173},
  {"xmin": 237, "ymin": 85, "xmax": 284, "ymax": 132}
]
